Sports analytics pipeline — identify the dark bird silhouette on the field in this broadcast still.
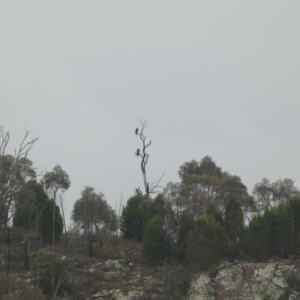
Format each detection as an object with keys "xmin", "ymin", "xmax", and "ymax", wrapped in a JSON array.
[
  {"xmin": 146, "ymin": 182, "xmax": 150, "ymax": 195},
  {"xmin": 135, "ymin": 188, "xmax": 142, "ymax": 195},
  {"xmin": 135, "ymin": 128, "xmax": 138, "ymax": 135},
  {"xmin": 135, "ymin": 148, "xmax": 140, "ymax": 157}
]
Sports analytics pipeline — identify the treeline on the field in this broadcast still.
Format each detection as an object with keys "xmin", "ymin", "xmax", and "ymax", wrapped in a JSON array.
[
  {"xmin": 8, "ymin": 177, "xmax": 118, "ymax": 252},
  {"xmin": 1, "ymin": 124, "xmax": 300, "ymax": 284},
  {"xmin": 0, "ymin": 127, "xmax": 119, "ymax": 299},
  {"xmin": 120, "ymin": 156, "xmax": 300, "ymax": 269}
]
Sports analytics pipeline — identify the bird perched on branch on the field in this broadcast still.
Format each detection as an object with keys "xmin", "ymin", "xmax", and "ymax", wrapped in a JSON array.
[
  {"xmin": 135, "ymin": 148, "xmax": 140, "ymax": 157},
  {"xmin": 135, "ymin": 128, "xmax": 138, "ymax": 135}
]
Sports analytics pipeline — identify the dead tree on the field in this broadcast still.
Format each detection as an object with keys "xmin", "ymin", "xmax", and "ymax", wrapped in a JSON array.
[
  {"xmin": 134, "ymin": 119, "xmax": 164, "ymax": 195},
  {"xmin": 0, "ymin": 127, "xmax": 37, "ymax": 289},
  {"xmin": 0, "ymin": 127, "xmax": 38, "ymax": 236}
]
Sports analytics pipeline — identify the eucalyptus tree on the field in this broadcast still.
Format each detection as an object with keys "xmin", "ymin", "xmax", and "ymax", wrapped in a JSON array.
[
  {"xmin": 43, "ymin": 164, "xmax": 70, "ymax": 246},
  {"xmin": 178, "ymin": 156, "xmax": 222, "ymax": 212},
  {"xmin": 253, "ymin": 177, "xmax": 299, "ymax": 212},
  {"xmin": 72, "ymin": 186, "xmax": 117, "ymax": 257},
  {"xmin": 177, "ymin": 156, "xmax": 254, "ymax": 217}
]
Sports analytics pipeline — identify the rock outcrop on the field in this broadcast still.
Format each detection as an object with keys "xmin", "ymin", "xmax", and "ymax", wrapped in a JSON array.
[
  {"xmin": 188, "ymin": 261, "xmax": 300, "ymax": 300},
  {"xmin": 89, "ymin": 259, "xmax": 164, "ymax": 300}
]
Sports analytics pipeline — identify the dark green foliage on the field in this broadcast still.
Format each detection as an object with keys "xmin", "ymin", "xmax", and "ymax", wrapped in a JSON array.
[
  {"xmin": 143, "ymin": 215, "xmax": 169, "ymax": 264},
  {"xmin": 39, "ymin": 200, "xmax": 63, "ymax": 244},
  {"xmin": 225, "ymin": 199, "xmax": 244, "ymax": 259},
  {"xmin": 120, "ymin": 195, "xmax": 150, "ymax": 240},
  {"xmin": 286, "ymin": 273, "xmax": 300, "ymax": 291},
  {"xmin": 13, "ymin": 180, "xmax": 48, "ymax": 230},
  {"xmin": 39, "ymin": 258, "xmax": 69, "ymax": 295},
  {"xmin": 270, "ymin": 203, "xmax": 290, "ymax": 257},
  {"xmin": 177, "ymin": 209, "xmax": 194, "ymax": 260},
  {"xmin": 244, "ymin": 207, "xmax": 278, "ymax": 260},
  {"xmin": 13, "ymin": 188, "xmax": 36, "ymax": 229},
  {"xmin": 25, "ymin": 180, "xmax": 48, "ymax": 206},
  {"xmin": 187, "ymin": 215, "xmax": 228, "ymax": 270},
  {"xmin": 0, "ymin": 153, "xmax": 36, "ymax": 233},
  {"xmin": 287, "ymin": 197, "xmax": 300, "ymax": 255},
  {"xmin": 152, "ymin": 194, "xmax": 166, "ymax": 218},
  {"xmin": 75, "ymin": 291, "xmax": 88, "ymax": 300},
  {"xmin": 242, "ymin": 213, "xmax": 269, "ymax": 260},
  {"xmin": 207, "ymin": 203, "xmax": 224, "ymax": 227},
  {"xmin": 244, "ymin": 200, "xmax": 299, "ymax": 260}
]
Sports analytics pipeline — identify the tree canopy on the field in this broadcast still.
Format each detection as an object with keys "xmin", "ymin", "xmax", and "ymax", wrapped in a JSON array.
[{"xmin": 72, "ymin": 186, "xmax": 117, "ymax": 233}]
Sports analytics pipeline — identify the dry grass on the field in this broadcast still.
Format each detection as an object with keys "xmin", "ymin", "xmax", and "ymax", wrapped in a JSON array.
[
  {"xmin": 0, "ymin": 272, "xmax": 45, "ymax": 300},
  {"xmin": 0, "ymin": 233, "xmax": 187, "ymax": 300}
]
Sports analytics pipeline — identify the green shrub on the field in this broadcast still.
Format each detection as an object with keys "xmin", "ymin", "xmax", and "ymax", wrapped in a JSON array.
[
  {"xmin": 143, "ymin": 215, "xmax": 169, "ymax": 264},
  {"xmin": 120, "ymin": 195, "xmax": 148, "ymax": 241},
  {"xmin": 187, "ymin": 215, "xmax": 228, "ymax": 270},
  {"xmin": 244, "ymin": 202, "xmax": 292, "ymax": 260},
  {"xmin": 286, "ymin": 273, "xmax": 300, "ymax": 291},
  {"xmin": 39, "ymin": 199, "xmax": 63, "ymax": 245},
  {"xmin": 75, "ymin": 291, "xmax": 88, "ymax": 300},
  {"xmin": 225, "ymin": 199, "xmax": 244, "ymax": 259},
  {"xmin": 39, "ymin": 258, "xmax": 70, "ymax": 296}
]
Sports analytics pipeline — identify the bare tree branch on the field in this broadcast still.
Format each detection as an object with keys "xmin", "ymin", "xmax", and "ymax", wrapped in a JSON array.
[
  {"xmin": 150, "ymin": 170, "xmax": 166, "ymax": 194},
  {"xmin": 0, "ymin": 127, "xmax": 38, "ymax": 236},
  {"xmin": 134, "ymin": 120, "xmax": 164, "ymax": 196}
]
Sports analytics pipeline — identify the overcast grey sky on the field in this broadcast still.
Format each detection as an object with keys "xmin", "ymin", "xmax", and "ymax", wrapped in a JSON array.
[{"xmin": 1, "ymin": 1, "xmax": 300, "ymax": 225}]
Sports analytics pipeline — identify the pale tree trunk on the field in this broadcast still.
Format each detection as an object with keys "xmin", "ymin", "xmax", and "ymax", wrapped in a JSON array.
[
  {"xmin": 60, "ymin": 195, "xmax": 68, "ymax": 250},
  {"xmin": 52, "ymin": 188, "xmax": 58, "ymax": 247}
]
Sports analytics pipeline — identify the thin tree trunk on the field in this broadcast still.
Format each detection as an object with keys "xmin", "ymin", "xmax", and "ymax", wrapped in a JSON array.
[
  {"xmin": 60, "ymin": 195, "xmax": 68, "ymax": 250},
  {"xmin": 71, "ymin": 233, "xmax": 75, "ymax": 300},
  {"xmin": 24, "ymin": 239, "xmax": 29, "ymax": 270},
  {"xmin": 6, "ymin": 227, "xmax": 10, "ymax": 294},
  {"xmin": 52, "ymin": 189, "xmax": 58, "ymax": 247}
]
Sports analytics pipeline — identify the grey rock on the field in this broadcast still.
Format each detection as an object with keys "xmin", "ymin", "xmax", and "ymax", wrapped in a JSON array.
[
  {"xmin": 90, "ymin": 259, "xmax": 122, "ymax": 273},
  {"xmin": 188, "ymin": 262, "xmax": 300, "ymax": 300},
  {"xmin": 116, "ymin": 291, "xmax": 147, "ymax": 300}
]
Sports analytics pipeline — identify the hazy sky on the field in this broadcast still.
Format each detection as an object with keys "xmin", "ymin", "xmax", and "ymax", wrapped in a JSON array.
[{"xmin": 1, "ymin": 1, "xmax": 300, "ymax": 225}]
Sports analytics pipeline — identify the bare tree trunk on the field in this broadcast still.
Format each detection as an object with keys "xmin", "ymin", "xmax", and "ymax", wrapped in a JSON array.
[
  {"xmin": 60, "ymin": 195, "xmax": 68, "ymax": 250},
  {"xmin": 52, "ymin": 188, "xmax": 58, "ymax": 247},
  {"xmin": 71, "ymin": 231, "xmax": 75, "ymax": 300},
  {"xmin": 134, "ymin": 119, "xmax": 164, "ymax": 195}
]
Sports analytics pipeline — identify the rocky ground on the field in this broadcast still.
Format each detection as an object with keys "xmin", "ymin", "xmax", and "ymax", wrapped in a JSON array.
[
  {"xmin": 188, "ymin": 259, "xmax": 300, "ymax": 300},
  {"xmin": 3, "ymin": 239, "xmax": 300, "ymax": 300}
]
